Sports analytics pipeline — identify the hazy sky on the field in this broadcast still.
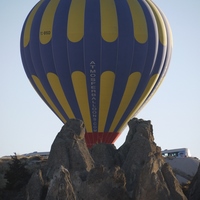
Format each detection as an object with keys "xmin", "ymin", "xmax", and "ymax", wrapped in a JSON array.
[{"xmin": 1, "ymin": 1, "xmax": 200, "ymax": 158}]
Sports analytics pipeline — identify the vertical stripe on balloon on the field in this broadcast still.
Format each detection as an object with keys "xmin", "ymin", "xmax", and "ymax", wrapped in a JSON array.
[
  {"xmin": 71, "ymin": 71, "xmax": 92, "ymax": 132},
  {"xmin": 146, "ymin": 0, "xmax": 167, "ymax": 46},
  {"xmin": 32, "ymin": 75, "xmax": 66, "ymax": 123},
  {"xmin": 40, "ymin": 0, "xmax": 60, "ymax": 44},
  {"xmin": 119, "ymin": 74, "xmax": 159, "ymax": 133},
  {"xmin": 23, "ymin": 0, "xmax": 44, "ymax": 47},
  {"xmin": 98, "ymin": 71, "xmax": 115, "ymax": 132},
  {"xmin": 100, "ymin": 0, "xmax": 118, "ymax": 42},
  {"xmin": 47, "ymin": 73, "xmax": 75, "ymax": 119},
  {"xmin": 67, "ymin": 0, "xmax": 86, "ymax": 42},
  {"xmin": 109, "ymin": 72, "xmax": 141, "ymax": 132},
  {"xmin": 127, "ymin": 0, "xmax": 148, "ymax": 43},
  {"xmin": 133, "ymin": 74, "xmax": 159, "ymax": 113}
]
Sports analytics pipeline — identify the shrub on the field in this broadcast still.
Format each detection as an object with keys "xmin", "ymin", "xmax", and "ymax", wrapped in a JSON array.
[{"xmin": 4, "ymin": 153, "xmax": 31, "ymax": 190}]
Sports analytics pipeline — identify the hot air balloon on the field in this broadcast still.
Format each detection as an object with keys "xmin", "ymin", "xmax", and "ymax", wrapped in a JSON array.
[{"xmin": 20, "ymin": 0, "xmax": 172, "ymax": 148}]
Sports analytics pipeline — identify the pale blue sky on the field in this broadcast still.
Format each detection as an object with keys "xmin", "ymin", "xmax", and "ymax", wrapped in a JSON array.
[{"xmin": 0, "ymin": 1, "xmax": 200, "ymax": 158}]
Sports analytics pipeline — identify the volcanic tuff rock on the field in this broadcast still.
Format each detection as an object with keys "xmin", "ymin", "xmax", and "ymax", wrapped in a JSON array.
[
  {"xmin": 164, "ymin": 156, "xmax": 200, "ymax": 185},
  {"xmin": 46, "ymin": 119, "xmax": 94, "ymax": 180},
  {"xmin": 1, "ymin": 118, "xmax": 190, "ymax": 200},
  {"xmin": 45, "ymin": 166, "xmax": 76, "ymax": 200},
  {"xmin": 26, "ymin": 169, "xmax": 44, "ymax": 200},
  {"xmin": 118, "ymin": 119, "xmax": 187, "ymax": 200},
  {"xmin": 188, "ymin": 163, "xmax": 200, "ymax": 200}
]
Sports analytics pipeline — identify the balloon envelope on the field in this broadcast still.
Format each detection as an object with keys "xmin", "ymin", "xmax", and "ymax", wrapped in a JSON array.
[{"xmin": 20, "ymin": 0, "xmax": 172, "ymax": 147}]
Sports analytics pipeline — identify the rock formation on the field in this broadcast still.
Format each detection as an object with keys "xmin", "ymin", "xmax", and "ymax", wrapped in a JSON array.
[
  {"xmin": 117, "ymin": 119, "xmax": 187, "ymax": 200},
  {"xmin": 26, "ymin": 169, "xmax": 44, "ymax": 200},
  {"xmin": 164, "ymin": 156, "xmax": 200, "ymax": 185},
  {"xmin": 188, "ymin": 163, "xmax": 200, "ymax": 200},
  {"xmin": 46, "ymin": 119, "xmax": 94, "ymax": 180},
  {"xmin": 1, "ymin": 118, "xmax": 191, "ymax": 200},
  {"xmin": 45, "ymin": 166, "xmax": 76, "ymax": 200}
]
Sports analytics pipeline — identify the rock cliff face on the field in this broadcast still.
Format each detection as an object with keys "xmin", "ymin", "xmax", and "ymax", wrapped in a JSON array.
[
  {"xmin": 1, "ymin": 118, "xmax": 190, "ymax": 200},
  {"xmin": 188, "ymin": 163, "xmax": 200, "ymax": 200},
  {"xmin": 164, "ymin": 156, "xmax": 200, "ymax": 185},
  {"xmin": 118, "ymin": 119, "xmax": 186, "ymax": 200},
  {"xmin": 46, "ymin": 119, "xmax": 94, "ymax": 180}
]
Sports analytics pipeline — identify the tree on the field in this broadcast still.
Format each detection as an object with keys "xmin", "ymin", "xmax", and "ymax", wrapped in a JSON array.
[{"xmin": 4, "ymin": 153, "xmax": 31, "ymax": 190}]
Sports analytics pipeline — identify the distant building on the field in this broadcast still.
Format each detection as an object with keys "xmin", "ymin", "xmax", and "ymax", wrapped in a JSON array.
[
  {"xmin": 23, "ymin": 151, "xmax": 49, "ymax": 157},
  {"xmin": 162, "ymin": 148, "xmax": 191, "ymax": 158}
]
